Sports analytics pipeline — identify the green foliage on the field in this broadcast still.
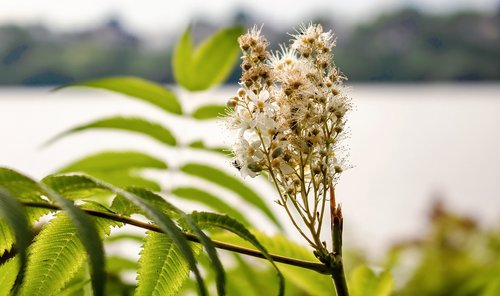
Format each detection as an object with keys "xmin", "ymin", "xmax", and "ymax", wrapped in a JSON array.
[
  {"xmin": 64, "ymin": 76, "xmax": 183, "ymax": 115},
  {"xmin": 0, "ymin": 189, "xmax": 31, "ymax": 289},
  {"xmin": 56, "ymin": 150, "xmax": 168, "ymax": 191},
  {"xmin": 188, "ymin": 140, "xmax": 228, "ymax": 155},
  {"xmin": 189, "ymin": 212, "xmax": 285, "ymax": 296},
  {"xmin": 172, "ymin": 187, "xmax": 250, "ymax": 225},
  {"xmin": 173, "ymin": 26, "xmax": 244, "ymax": 91},
  {"xmin": 48, "ymin": 116, "xmax": 177, "ymax": 146},
  {"xmin": 41, "ymin": 185, "xmax": 107, "ymax": 296},
  {"xmin": 0, "ymin": 257, "xmax": 19, "ymax": 295},
  {"xmin": 191, "ymin": 104, "xmax": 228, "ymax": 120},
  {"xmin": 18, "ymin": 214, "xmax": 88, "ymax": 296},
  {"xmin": 180, "ymin": 163, "xmax": 281, "ymax": 227},
  {"xmin": 136, "ymin": 231, "xmax": 192, "ymax": 296},
  {"xmin": 213, "ymin": 231, "xmax": 334, "ymax": 296},
  {"xmin": 0, "ymin": 166, "xmax": 304, "ymax": 296},
  {"xmin": 43, "ymin": 174, "xmax": 112, "ymax": 200},
  {"xmin": 388, "ymin": 204, "xmax": 500, "ymax": 296},
  {"xmin": 0, "ymin": 24, "xmax": 344, "ymax": 296},
  {"xmin": 349, "ymin": 265, "xmax": 393, "ymax": 296},
  {"xmin": 58, "ymin": 150, "xmax": 167, "ymax": 172},
  {"xmin": 0, "ymin": 218, "xmax": 15, "ymax": 256}
]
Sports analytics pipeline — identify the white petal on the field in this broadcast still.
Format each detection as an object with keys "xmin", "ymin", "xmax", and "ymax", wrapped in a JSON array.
[
  {"xmin": 260, "ymin": 89, "xmax": 270, "ymax": 101},
  {"xmin": 250, "ymin": 140, "xmax": 261, "ymax": 149},
  {"xmin": 280, "ymin": 163, "xmax": 295, "ymax": 175},
  {"xmin": 247, "ymin": 90, "xmax": 258, "ymax": 103}
]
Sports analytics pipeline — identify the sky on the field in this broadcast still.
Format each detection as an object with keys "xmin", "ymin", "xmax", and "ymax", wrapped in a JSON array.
[{"xmin": 0, "ymin": 0, "xmax": 498, "ymax": 34}]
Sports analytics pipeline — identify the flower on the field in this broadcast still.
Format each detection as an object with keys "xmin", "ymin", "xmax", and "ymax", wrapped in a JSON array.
[{"xmin": 226, "ymin": 23, "xmax": 351, "ymax": 249}]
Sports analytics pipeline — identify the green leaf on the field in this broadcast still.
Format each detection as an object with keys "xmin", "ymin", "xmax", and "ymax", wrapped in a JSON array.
[
  {"xmin": 0, "ymin": 188, "xmax": 32, "ymax": 291},
  {"xmin": 111, "ymin": 187, "xmax": 179, "ymax": 218},
  {"xmin": 191, "ymin": 104, "xmax": 227, "ymax": 120},
  {"xmin": 106, "ymin": 256, "xmax": 138, "ymax": 274},
  {"xmin": 57, "ymin": 175, "xmax": 208, "ymax": 296},
  {"xmin": 188, "ymin": 140, "xmax": 229, "ymax": 155},
  {"xmin": 135, "ymin": 232, "xmax": 193, "ymax": 296},
  {"xmin": 58, "ymin": 278, "xmax": 91, "ymax": 296},
  {"xmin": 172, "ymin": 26, "xmax": 193, "ymax": 92},
  {"xmin": 0, "ymin": 218, "xmax": 15, "ymax": 257},
  {"xmin": 55, "ymin": 151, "xmax": 168, "ymax": 191},
  {"xmin": 58, "ymin": 151, "xmax": 168, "ymax": 173},
  {"xmin": 482, "ymin": 278, "xmax": 500, "ymax": 296},
  {"xmin": 126, "ymin": 187, "xmax": 226, "ymax": 295},
  {"xmin": 180, "ymin": 163, "xmax": 281, "ymax": 228},
  {"xmin": 18, "ymin": 214, "xmax": 87, "ymax": 296},
  {"xmin": 115, "ymin": 189, "xmax": 207, "ymax": 296},
  {"xmin": 189, "ymin": 211, "xmax": 284, "ymax": 295},
  {"xmin": 41, "ymin": 185, "xmax": 107, "ymax": 296},
  {"xmin": 349, "ymin": 265, "xmax": 393, "ymax": 296},
  {"xmin": 42, "ymin": 174, "xmax": 112, "ymax": 200},
  {"xmin": 59, "ymin": 76, "xmax": 182, "ymax": 115},
  {"xmin": 47, "ymin": 116, "xmax": 177, "ymax": 147},
  {"xmin": 171, "ymin": 187, "xmax": 250, "ymax": 226},
  {"xmin": 18, "ymin": 197, "xmax": 119, "ymax": 296},
  {"xmin": 105, "ymin": 233, "xmax": 144, "ymax": 243},
  {"xmin": 85, "ymin": 170, "xmax": 161, "ymax": 191},
  {"xmin": 0, "ymin": 257, "xmax": 19, "ymax": 296},
  {"xmin": 0, "ymin": 168, "xmax": 50, "ymax": 222},
  {"xmin": 181, "ymin": 215, "xmax": 226, "ymax": 295},
  {"xmin": 173, "ymin": 26, "xmax": 244, "ymax": 91},
  {"xmin": 213, "ymin": 231, "xmax": 334, "ymax": 295},
  {"xmin": 0, "ymin": 168, "xmax": 45, "ymax": 201}
]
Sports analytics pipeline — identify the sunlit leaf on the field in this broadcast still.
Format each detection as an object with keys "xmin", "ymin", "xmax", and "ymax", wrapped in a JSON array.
[
  {"xmin": 180, "ymin": 163, "xmax": 281, "ymax": 228},
  {"xmin": 0, "ymin": 257, "xmax": 19, "ymax": 295},
  {"xmin": 190, "ymin": 211, "xmax": 284, "ymax": 295},
  {"xmin": 87, "ymin": 170, "xmax": 161, "ymax": 191},
  {"xmin": 349, "ymin": 265, "xmax": 393, "ymax": 296},
  {"xmin": 213, "ymin": 231, "xmax": 334, "ymax": 295},
  {"xmin": 0, "ymin": 218, "xmax": 14, "ymax": 257},
  {"xmin": 18, "ymin": 214, "xmax": 87, "ymax": 296},
  {"xmin": 54, "ymin": 175, "xmax": 208, "ymax": 295},
  {"xmin": 111, "ymin": 187, "xmax": 179, "ymax": 218},
  {"xmin": 191, "ymin": 104, "xmax": 227, "ymax": 120},
  {"xmin": 0, "ymin": 188, "xmax": 32, "ymax": 291},
  {"xmin": 58, "ymin": 150, "xmax": 167, "ymax": 173},
  {"xmin": 173, "ymin": 26, "xmax": 244, "ymax": 91},
  {"xmin": 43, "ymin": 174, "xmax": 112, "ymax": 200},
  {"xmin": 128, "ymin": 187, "xmax": 226, "ymax": 295},
  {"xmin": 46, "ymin": 116, "xmax": 177, "ymax": 147},
  {"xmin": 136, "ymin": 232, "xmax": 197, "ymax": 296},
  {"xmin": 188, "ymin": 140, "xmax": 228, "ymax": 155},
  {"xmin": 59, "ymin": 76, "xmax": 182, "ymax": 115},
  {"xmin": 41, "ymin": 185, "xmax": 107, "ymax": 296},
  {"xmin": 106, "ymin": 256, "xmax": 138, "ymax": 274},
  {"xmin": 172, "ymin": 27, "xmax": 193, "ymax": 91},
  {"xmin": 171, "ymin": 187, "xmax": 250, "ymax": 225}
]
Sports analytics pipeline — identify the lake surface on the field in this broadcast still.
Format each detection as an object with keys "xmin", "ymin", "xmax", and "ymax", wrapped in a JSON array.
[{"xmin": 1, "ymin": 84, "xmax": 499, "ymax": 255}]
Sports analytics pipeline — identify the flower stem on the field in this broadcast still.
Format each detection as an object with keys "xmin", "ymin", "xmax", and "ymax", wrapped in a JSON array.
[
  {"xmin": 331, "ymin": 263, "xmax": 349, "ymax": 296},
  {"xmin": 329, "ymin": 186, "xmax": 349, "ymax": 296}
]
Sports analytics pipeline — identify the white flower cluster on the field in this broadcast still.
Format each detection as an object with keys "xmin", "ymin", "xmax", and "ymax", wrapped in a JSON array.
[{"xmin": 227, "ymin": 24, "xmax": 351, "ymax": 247}]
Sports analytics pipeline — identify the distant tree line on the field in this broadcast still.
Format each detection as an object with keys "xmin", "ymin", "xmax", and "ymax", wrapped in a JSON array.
[{"xmin": 0, "ymin": 8, "xmax": 499, "ymax": 86}]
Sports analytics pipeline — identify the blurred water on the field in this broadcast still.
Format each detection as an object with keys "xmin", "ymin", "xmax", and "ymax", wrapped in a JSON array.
[{"xmin": 1, "ymin": 84, "xmax": 499, "ymax": 255}]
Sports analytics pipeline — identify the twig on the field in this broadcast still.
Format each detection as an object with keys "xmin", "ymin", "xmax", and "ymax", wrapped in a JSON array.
[{"xmin": 20, "ymin": 201, "xmax": 332, "ymax": 275}]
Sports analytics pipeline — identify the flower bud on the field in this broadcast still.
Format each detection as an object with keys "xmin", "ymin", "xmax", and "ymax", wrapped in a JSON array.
[
  {"xmin": 227, "ymin": 98, "xmax": 238, "ymax": 108},
  {"xmin": 247, "ymin": 162, "xmax": 262, "ymax": 173},
  {"xmin": 272, "ymin": 147, "xmax": 283, "ymax": 158}
]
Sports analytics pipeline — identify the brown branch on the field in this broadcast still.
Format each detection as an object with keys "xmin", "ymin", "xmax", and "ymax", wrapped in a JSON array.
[{"xmin": 20, "ymin": 201, "xmax": 331, "ymax": 275}]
